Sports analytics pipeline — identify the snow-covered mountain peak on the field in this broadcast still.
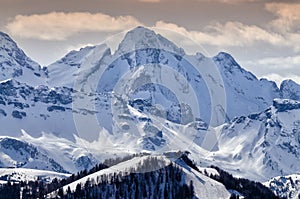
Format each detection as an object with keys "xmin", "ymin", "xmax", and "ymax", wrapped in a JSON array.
[
  {"xmin": 116, "ymin": 26, "xmax": 185, "ymax": 55},
  {"xmin": 213, "ymin": 52, "xmax": 239, "ymax": 66},
  {"xmin": 47, "ymin": 43, "xmax": 110, "ymax": 87},
  {"xmin": 281, "ymin": 79, "xmax": 296, "ymax": 87},
  {"xmin": 54, "ymin": 45, "xmax": 97, "ymax": 68},
  {"xmin": 0, "ymin": 31, "xmax": 34, "ymax": 67},
  {"xmin": 0, "ymin": 31, "xmax": 18, "ymax": 50},
  {"xmin": 280, "ymin": 79, "xmax": 300, "ymax": 101},
  {"xmin": 0, "ymin": 31, "xmax": 47, "ymax": 86},
  {"xmin": 213, "ymin": 52, "xmax": 252, "ymax": 75}
]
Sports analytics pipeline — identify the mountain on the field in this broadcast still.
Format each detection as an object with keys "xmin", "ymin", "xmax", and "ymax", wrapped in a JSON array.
[
  {"xmin": 0, "ymin": 27, "xmax": 300, "ymax": 197},
  {"xmin": 0, "ymin": 152, "xmax": 281, "ymax": 198},
  {"xmin": 49, "ymin": 154, "xmax": 231, "ymax": 199},
  {"xmin": 42, "ymin": 153, "xmax": 278, "ymax": 199},
  {"xmin": 0, "ymin": 32, "xmax": 47, "ymax": 86},
  {"xmin": 0, "ymin": 133, "xmax": 96, "ymax": 173},
  {"xmin": 0, "ymin": 79, "xmax": 77, "ymax": 139},
  {"xmin": 0, "ymin": 26, "xmax": 285, "ymax": 139},
  {"xmin": 280, "ymin": 79, "xmax": 300, "ymax": 101},
  {"xmin": 47, "ymin": 44, "xmax": 110, "ymax": 88},
  {"xmin": 213, "ymin": 52, "xmax": 280, "ymax": 121},
  {"xmin": 0, "ymin": 136, "xmax": 66, "ymax": 172},
  {"xmin": 209, "ymin": 98, "xmax": 300, "ymax": 182},
  {"xmin": 46, "ymin": 27, "xmax": 281, "ymax": 131}
]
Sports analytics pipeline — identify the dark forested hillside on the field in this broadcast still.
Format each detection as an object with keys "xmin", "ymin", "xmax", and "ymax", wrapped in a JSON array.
[
  {"xmin": 0, "ymin": 152, "xmax": 283, "ymax": 199},
  {"xmin": 207, "ymin": 166, "xmax": 281, "ymax": 199}
]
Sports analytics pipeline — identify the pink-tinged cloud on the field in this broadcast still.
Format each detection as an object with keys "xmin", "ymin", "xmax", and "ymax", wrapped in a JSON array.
[
  {"xmin": 155, "ymin": 21, "xmax": 285, "ymax": 47},
  {"xmin": 138, "ymin": 0, "xmax": 160, "ymax": 2},
  {"xmin": 6, "ymin": 12, "xmax": 142, "ymax": 40},
  {"xmin": 265, "ymin": 3, "xmax": 300, "ymax": 32}
]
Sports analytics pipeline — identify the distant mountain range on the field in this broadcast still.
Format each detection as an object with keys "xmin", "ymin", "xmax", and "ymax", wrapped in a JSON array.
[{"xmin": 0, "ymin": 26, "xmax": 300, "ymax": 198}]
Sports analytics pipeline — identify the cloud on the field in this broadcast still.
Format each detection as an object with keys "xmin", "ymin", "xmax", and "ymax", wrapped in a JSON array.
[
  {"xmin": 265, "ymin": 3, "xmax": 300, "ymax": 32},
  {"xmin": 264, "ymin": 3, "xmax": 300, "ymax": 51},
  {"xmin": 154, "ymin": 17, "xmax": 300, "ymax": 85},
  {"xmin": 255, "ymin": 55, "xmax": 300, "ymax": 68},
  {"xmin": 155, "ymin": 2, "xmax": 300, "ymax": 51},
  {"xmin": 138, "ymin": 0, "xmax": 160, "ymax": 2},
  {"xmin": 242, "ymin": 55, "xmax": 300, "ymax": 85},
  {"xmin": 262, "ymin": 73, "xmax": 300, "ymax": 86},
  {"xmin": 154, "ymin": 21, "xmax": 285, "ymax": 47},
  {"xmin": 6, "ymin": 12, "xmax": 142, "ymax": 40},
  {"xmin": 193, "ymin": 0, "xmax": 264, "ymax": 4}
]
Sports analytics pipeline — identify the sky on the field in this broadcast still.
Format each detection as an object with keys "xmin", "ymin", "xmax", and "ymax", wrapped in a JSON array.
[{"xmin": 1, "ymin": 0, "xmax": 300, "ymax": 85}]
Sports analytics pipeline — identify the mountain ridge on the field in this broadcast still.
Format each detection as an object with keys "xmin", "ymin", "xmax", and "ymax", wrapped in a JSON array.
[{"xmin": 0, "ymin": 27, "xmax": 300, "ymax": 193}]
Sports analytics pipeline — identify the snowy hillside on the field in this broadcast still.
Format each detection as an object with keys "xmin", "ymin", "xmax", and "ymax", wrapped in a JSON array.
[
  {"xmin": 0, "ymin": 133, "xmax": 96, "ymax": 173},
  {"xmin": 47, "ymin": 44, "xmax": 110, "ymax": 88},
  {"xmin": 48, "ymin": 154, "xmax": 231, "ymax": 199}
]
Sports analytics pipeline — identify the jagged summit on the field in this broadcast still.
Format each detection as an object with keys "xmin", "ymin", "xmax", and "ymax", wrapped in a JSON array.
[
  {"xmin": 280, "ymin": 79, "xmax": 300, "ymax": 101},
  {"xmin": 0, "ymin": 31, "xmax": 36, "ymax": 66},
  {"xmin": 0, "ymin": 31, "xmax": 47, "ymax": 86},
  {"xmin": 214, "ymin": 52, "xmax": 237, "ymax": 62},
  {"xmin": 47, "ymin": 43, "xmax": 110, "ymax": 87},
  {"xmin": 0, "ymin": 31, "xmax": 18, "ymax": 48},
  {"xmin": 54, "ymin": 45, "xmax": 97, "ymax": 68},
  {"xmin": 116, "ymin": 26, "xmax": 185, "ymax": 55},
  {"xmin": 214, "ymin": 52, "xmax": 254, "ymax": 77}
]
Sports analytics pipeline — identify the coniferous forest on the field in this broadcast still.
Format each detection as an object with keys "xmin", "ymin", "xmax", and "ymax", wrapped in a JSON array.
[{"xmin": 0, "ymin": 153, "xmax": 283, "ymax": 199}]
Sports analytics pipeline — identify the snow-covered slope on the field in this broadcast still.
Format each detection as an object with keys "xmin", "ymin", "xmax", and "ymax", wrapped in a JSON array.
[
  {"xmin": 209, "ymin": 98, "xmax": 300, "ymax": 182},
  {"xmin": 48, "ymin": 154, "xmax": 231, "ymax": 199},
  {"xmin": 0, "ymin": 133, "xmax": 96, "ymax": 173},
  {"xmin": 0, "ymin": 136, "xmax": 66, "ymax": 172},
  {"xmin": 0, "ymin": 79, "xmax": 76, "ymax": 139},
  {"xmin": 47, "ymin": 44, "xmax": 110, "ymax": 88},
  {"xmin": 213, "ymin": 52, "xmax": 280, "ymax": 120},
  {"xmin": 264, "ymin": 174, "xmax": 300, "ymax": 199}
]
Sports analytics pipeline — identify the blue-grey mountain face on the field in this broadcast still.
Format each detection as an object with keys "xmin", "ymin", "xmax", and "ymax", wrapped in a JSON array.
[
  {"xmin": 0, "ymin": 27, "xmax": 288, "ymax": 135},
  {"xmin": 280, "ymin": 79, "xmax": 300, "ymax": 101}
]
